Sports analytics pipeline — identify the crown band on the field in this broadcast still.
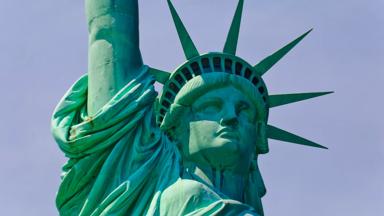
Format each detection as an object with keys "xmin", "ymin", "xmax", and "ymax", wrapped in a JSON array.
[{"xmin": 156, "ymin": 53, "xmax": 269, "ymax": 126}]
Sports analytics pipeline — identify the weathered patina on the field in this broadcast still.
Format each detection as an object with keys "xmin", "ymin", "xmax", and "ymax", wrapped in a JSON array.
[{"xmin": 52, "ymin": 0, "xmax": 330, "ymax": 215}]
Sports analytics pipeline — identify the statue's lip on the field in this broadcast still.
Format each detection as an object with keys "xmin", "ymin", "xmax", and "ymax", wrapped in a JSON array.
[{"xmin": 216, "ymin": 127, "xmax": 239, "ymax": 139}]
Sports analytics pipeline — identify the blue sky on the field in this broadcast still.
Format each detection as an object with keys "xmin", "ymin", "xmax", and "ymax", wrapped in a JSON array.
[{"xmin": 0, "ymin": 0, "xmax": 383, "ymax": 215}]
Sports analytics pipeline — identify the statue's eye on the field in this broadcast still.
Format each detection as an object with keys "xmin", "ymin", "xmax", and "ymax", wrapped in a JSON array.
[
  {"xmin": 237, "ymin": 101, "xmax": 256, "ymax": 122},
  {"xmin": 237, "ymin": 102, "xmax": 250, "ymax": 112}
]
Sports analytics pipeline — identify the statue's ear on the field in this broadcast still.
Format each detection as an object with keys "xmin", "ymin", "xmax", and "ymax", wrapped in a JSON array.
[{"xmin": 256, "ymin": 121, "xmax": 269, "ymax": 154}]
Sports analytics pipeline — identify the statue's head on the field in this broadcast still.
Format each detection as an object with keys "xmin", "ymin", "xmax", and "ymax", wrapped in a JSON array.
[{"xmin": 157, "ymin": 53, "xmax": 269, "ymax": 173}]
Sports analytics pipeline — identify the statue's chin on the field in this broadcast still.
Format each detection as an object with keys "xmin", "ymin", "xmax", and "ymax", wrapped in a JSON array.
[
  {"xmin": 214, "ymin": 137, "xmax": 240, "ymax": 152},
  {"xmin": 197, "ymin": 138, "xmax": 242, "ymax": 169}
]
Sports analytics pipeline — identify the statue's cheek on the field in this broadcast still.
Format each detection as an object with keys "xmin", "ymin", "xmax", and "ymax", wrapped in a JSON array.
[
  {"xmin": 188, "ymin": 120, "xmax": 219, "ymax": 152},
  {"xmin": 238, "ymin": 123, "xmax": 258, "ymax": 150}
]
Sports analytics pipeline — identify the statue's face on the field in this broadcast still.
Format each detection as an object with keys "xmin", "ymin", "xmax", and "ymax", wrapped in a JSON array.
[{"xmin": 178, "ymin": 86, "xmax": 258, "ymax": 174}]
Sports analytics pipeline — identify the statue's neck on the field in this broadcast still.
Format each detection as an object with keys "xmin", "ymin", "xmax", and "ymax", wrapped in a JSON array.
[{"xmin": 182, "ymin": 162, "xmax": 248, "ymax": 202}]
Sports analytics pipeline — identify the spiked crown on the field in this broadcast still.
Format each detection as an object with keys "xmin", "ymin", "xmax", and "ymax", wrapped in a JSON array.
[{"xmin": 149, "ymin": 0, "xmax": 332, "ymax": 151}]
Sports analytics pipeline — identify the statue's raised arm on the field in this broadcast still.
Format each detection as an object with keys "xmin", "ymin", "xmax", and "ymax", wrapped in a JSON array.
[{"xmin": 86, "ymin": 0, "xmax": 142, "ymax": 115}]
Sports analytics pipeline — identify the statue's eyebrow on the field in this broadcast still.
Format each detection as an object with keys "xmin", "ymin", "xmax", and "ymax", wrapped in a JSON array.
[
  {"xmin": 192, "ymin": 96, "xmax": 222, "ymax": 109},
  {"xmin": 236, "ymin": 100, "xmax": 250, "ymax": 108}
]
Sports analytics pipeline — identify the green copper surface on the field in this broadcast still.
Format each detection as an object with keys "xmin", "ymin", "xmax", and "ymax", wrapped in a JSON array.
[
  {"xmin": 167, "ymin": 0, "xmax": 199, "ymax": 60},
  {"xmin": 52, "ymin": 0, "xmax": 331, "ymax": 215},
  {"xmin": 223, "ymin": 0, "xmax": 244, "ymax": 54},
  {"xmin": 148, "ymin": 67, "xmax": 171, "ymax": 84},
  {"xmin": 254, "ymin": 29, "xmax": 312, "ymax": 76},
  {"xmin": 86, "ymin": 0, "xmax": 143, "ymax": 116},
  {"xmin": 267, "ymin": 125, "xmax": 328, "ymax": 149},
  {"xmin": 269, "ymin": 92, "xmax": 333, "ymax": 108}
]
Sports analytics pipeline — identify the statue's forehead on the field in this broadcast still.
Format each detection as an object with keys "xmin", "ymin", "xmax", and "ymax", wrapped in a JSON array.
[{"xmin": 192, "ymin": 85, "xmax": 252, "ymax": 105}]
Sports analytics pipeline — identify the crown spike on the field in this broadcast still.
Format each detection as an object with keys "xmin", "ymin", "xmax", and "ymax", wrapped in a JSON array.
[
  {"xmin": 167, "ymin": 0, "xmax": 199, "ymax": 59},
  {"xmin": 223, "ymin": 0, "xmax": 244, "ymax": 55},
  {"xmin": 267, "ymin": 125, "xmax": 328, "ymax": 149},
  {"xmin": 254, "ymin": 29, "xmax": 312, "ymax": 76},
  {"xmin": 269, "ymin": 91, "xmax": 333, "ymax": 108},
  {"xmin": 148, "ymin": 67, "xmax": 171, "ymax": 84}
]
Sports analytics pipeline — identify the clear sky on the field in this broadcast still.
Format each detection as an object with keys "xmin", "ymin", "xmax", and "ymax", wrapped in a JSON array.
[{"xmin": 0, "ymin": 0, "xmax": 383, "ymax": 215}]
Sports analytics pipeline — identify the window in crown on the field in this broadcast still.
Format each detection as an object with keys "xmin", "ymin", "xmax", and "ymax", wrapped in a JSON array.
[
  {"xmin": 225, "ymin": 59, "xmax": 232, "ymax": 73},
  {"xmin": 213, "ymin": 57, "xmax": 221, "ymax": 71}
]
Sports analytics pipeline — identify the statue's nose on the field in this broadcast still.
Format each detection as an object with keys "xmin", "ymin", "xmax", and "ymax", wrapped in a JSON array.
[{"xmin": 220, "ymin": 106, "xmax": 238, "ymax": 126}]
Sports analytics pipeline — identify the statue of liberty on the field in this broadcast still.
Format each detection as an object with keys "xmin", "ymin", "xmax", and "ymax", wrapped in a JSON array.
[{"xmin": 51, "ymin": 0, "xmax": 331, "ymax": 215}]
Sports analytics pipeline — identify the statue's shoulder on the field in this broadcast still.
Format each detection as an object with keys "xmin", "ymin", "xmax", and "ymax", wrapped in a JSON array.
[
  {"xmin": 159, "ymin": 179, "xmax": 221, "ymax": 215},
  {"xmin": 159, "ymin": 178, "xmax": 256, "ymax": 215}
]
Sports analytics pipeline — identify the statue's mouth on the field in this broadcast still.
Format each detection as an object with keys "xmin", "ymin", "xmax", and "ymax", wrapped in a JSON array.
[{"xmin": 216, "ymin": 127, "xmax": 239, "ymax": 140}]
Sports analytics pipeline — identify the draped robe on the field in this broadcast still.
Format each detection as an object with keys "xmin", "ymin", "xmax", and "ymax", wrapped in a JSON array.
[{"xmin": 52, "ymin": 68, "xmax": 260, "ymax": 216}]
